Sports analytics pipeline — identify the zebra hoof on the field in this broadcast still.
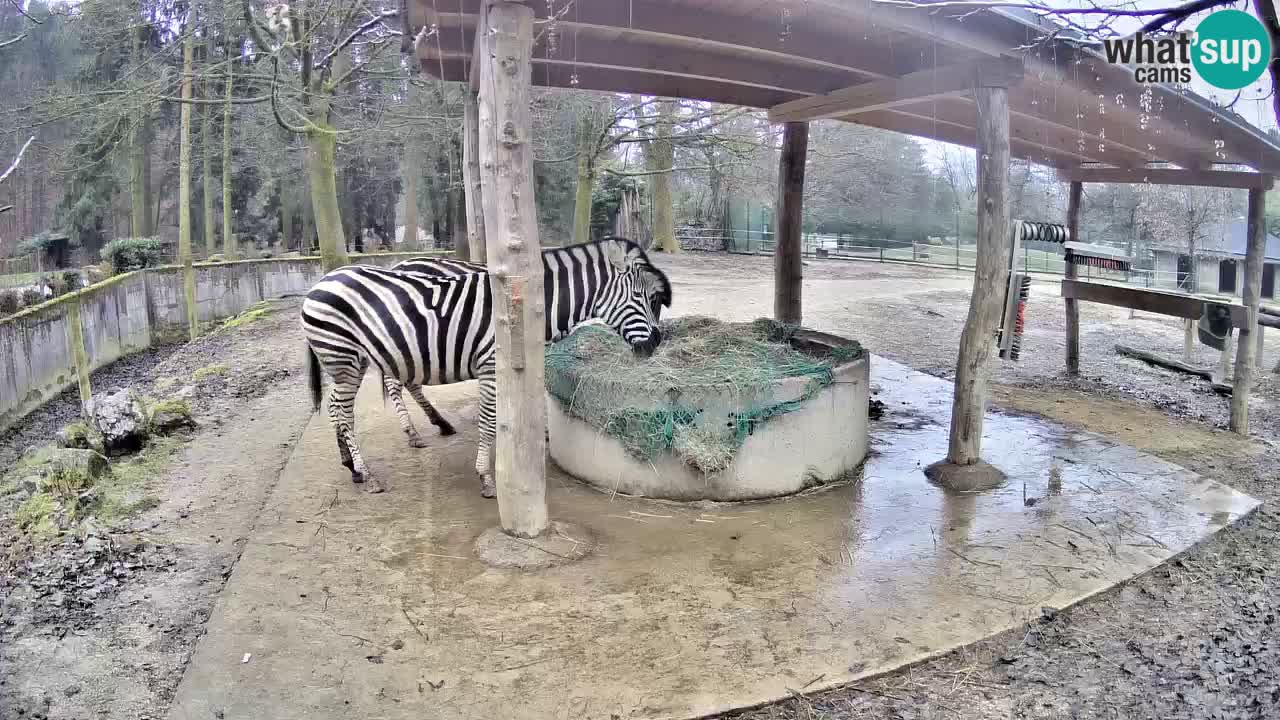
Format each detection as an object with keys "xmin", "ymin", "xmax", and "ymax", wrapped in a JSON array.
[
  {"xmin": 408, "ymin": 436, "xmax": 430, "ymax": 449},
  {"xmin": 350, "ymin": 471, "xmax": 366, "ymax": 484},
  {"xmin": 480, "ymin": 478, "xmax": 496, "ymax": 498},
  {"xmin": 366, "ymin": 479, "xmax": 386, "ymax": 494},
  {"xmin": 437, "ymin": 423, "xmax": 457, "ymax": 437}
]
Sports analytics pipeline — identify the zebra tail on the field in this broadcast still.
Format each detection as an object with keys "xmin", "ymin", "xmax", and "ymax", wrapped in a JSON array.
[{"xmin": 307, "ymin": 345, "xmax": 322, "ymax": 412}]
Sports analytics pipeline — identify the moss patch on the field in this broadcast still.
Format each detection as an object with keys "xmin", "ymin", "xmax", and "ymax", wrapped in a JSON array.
[
  {"xmin": 16, "ymin": 493, "xmax": 58, "ymax": 537},
  {"xmin": 219, "ymin": 301, "xmax": 272, "ymax": 331},
  {"xmin": 96, "ymin": 436, "xmax": 180, "ymax": 525},
  {"xmin": 193, "ymin": 363, "xmax": 229, "ymax": 381}
]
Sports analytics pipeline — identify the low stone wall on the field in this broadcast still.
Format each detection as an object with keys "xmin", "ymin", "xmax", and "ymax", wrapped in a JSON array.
[{"xmin": 0, "ymin": 252, "xmax": 433, "ymax": 433}]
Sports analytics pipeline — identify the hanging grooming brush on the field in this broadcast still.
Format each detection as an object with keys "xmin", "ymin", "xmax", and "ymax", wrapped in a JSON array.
[
  {"xmin": 1063, "ymin": 241, "xmax": 1134, "ymax": 273},
  {"xmin": 998, "ymin": 273, "xmax": 1031, "ymax": 361}
]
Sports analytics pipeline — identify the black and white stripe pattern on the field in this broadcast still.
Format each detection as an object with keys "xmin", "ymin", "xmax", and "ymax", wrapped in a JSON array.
[{"xmin": 303, "ymin": 238, "xmax": 672, "ymax": 496}]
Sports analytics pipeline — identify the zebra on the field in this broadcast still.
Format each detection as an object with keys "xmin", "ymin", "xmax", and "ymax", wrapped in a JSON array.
[
  {"xmin": 378, "ymin": 255, "xmax": 611, "ymax": 449},
  {"xmin": 302, "ymin": 237, "xmax": 672, "ymax": 497}
]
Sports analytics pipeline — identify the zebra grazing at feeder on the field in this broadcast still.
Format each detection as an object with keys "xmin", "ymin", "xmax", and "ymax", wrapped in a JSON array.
[{"xmin": 302, "ymin": 237, "xmax": 673, "ymax": 497}]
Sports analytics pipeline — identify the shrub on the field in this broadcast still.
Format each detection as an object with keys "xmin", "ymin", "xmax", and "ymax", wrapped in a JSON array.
[
  {"xmin": 0, "ymin": 290, "xmax": 19, "ymax": 315},
  {"xmin": 61, "ymin": 270, "xmax": 83, "ymax": 292},
  {"xmin": 102, "ymin": 237, "xmax": 165, "ymax": 273},
  {"xmin": 20, "ymin": 288, "xmax": 43, "ymax": 307}
]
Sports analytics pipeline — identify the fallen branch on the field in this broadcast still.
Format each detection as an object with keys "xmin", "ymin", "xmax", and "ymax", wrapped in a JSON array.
[
  {"xmin": 1115, "ymin": 344, "xmax": 1210, "ymax": 380},
  {"xmin": 1115, "ymin": 345, "xmax": 1234, "ymax": 394},
  {"xmin": 1262, "ymin": 304, "xmax": 1280, "ymax": 318},
  {"xmin": 0, "ymin": 134, "xmax": 35, "ymax": 185}
]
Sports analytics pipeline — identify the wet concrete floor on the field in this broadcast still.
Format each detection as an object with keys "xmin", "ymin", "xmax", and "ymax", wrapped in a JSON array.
[{"xmin": 167, "ymin": 357, "xmax": 1258, "ymax": 720}]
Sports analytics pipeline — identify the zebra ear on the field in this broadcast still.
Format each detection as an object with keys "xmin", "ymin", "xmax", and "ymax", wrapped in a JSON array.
[{"xmin": 603, "ymin": 239, "xmax": 630, "ymax": 270}]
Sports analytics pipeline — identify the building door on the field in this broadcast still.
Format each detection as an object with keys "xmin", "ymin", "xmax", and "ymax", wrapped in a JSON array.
[
  {"xmin": 1263, "ymin": 264, "xmax": 1276, "ymax": 299},
  {"xmin": 1177, "ymin": 254, "xmax": 1194, "ymax": 290},
  {"xmin": 1218, "ymin": 259, "xmax": 1238, "ymax": 294}
]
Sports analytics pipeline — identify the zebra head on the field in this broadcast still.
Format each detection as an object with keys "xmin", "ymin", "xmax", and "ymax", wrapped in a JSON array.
[{"xmin": 595, "ymin": 238, "xmax": 671, "ymax": 358}]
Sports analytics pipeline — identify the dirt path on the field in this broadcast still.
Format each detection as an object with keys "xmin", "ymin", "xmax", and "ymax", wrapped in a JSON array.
[
  {"xmin": 0, "ymin": 298, "xmax": 314, "ymax": 720},
  {"xmin": 2, "ymin": 254, "xmax": 1277, "ymax": 719},
  {"xmin": 665, "ymin": 253, "xmax": 1280, "ymax": 720}
]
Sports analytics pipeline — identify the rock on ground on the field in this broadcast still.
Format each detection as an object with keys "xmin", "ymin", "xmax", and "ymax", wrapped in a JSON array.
[{"xmin": 85, "ymin": 389, "xmax": 149, "ymax": 456}]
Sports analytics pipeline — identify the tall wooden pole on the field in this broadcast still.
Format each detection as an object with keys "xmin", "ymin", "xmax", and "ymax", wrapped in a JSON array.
[
  {"xmin": 478, "ymin": 0, "xmax": 547, "ymax": 538},
  {"xmin": 1230, "ymin": 185, "xmax": 1267, "ymax": 433},
  {"xmin": 178, "ymin": 28, "xmax": 198, "ymax": 341},
  {"xmin": 463, "ymin": 87, "xmax": 487, "ymax": 264},
  {"xmin": 927, "ymin": 82, "xmax": 1012, "ymax": 491},
  {"xmin": 1064, "ymin": 180, "xmax": 1083, "ymax": 375},
  {"xmin": 773, "ymin": 121, "xmax": 808, "ymax": 325}
]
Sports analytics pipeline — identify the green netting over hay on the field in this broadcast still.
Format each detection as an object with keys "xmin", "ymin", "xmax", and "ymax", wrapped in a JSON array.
[{"xmin": 545, "ymin": 316, "xmax": 864, "ymax": 474}]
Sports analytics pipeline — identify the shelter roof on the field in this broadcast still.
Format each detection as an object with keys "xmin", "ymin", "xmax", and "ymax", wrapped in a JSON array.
[{"xmin": 411, "ymin": 0, "xmax": 1280, "ymax": 174}]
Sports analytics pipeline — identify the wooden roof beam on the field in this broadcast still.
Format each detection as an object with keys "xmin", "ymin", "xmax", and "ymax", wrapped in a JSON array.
[
  {"xmin": 1057, "ymin": 167, "xmax": 1275, "ymax": 190},
  {"xmin": 849, "ymin": 109, "xmax": 1085, "ymax": 169},
  {"xmin": 768, "ymin": 56, "xmax": 1023, "ymax": 124}
]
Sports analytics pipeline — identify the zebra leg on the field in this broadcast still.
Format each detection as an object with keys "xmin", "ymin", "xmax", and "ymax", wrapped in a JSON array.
[
  {"xmin": 326, "ymin": 376, "xmax": 383, "ymax": 492},
  {"xmin": 383, "ymin": 376, "xmax": 429, "ymax": 448},
  {"xmin": 408, "ymin": 384, "xmax": 456, "ymax": 436},
  {"xmin": 475, "ymin": 375, "xmax": 497, "ymax": 498}
]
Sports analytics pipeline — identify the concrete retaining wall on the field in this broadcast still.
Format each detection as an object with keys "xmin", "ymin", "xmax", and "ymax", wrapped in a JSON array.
[{"xmin": 0, "ymin": 252, "xmax": 433, "ymax": 433}]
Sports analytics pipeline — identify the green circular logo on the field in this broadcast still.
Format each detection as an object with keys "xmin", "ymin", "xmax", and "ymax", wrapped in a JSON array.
[{"xmin": 1192, "ymin": 10, "xmax": 1271, "ymax": 90}]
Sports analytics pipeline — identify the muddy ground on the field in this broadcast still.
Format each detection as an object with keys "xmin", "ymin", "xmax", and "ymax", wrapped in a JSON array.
[{"xmin": 1, "ymin": 254, "xmax": 1277, "ymax": 719}]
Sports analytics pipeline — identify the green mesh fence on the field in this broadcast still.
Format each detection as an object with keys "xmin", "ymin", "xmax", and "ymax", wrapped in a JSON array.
[{"xmin": 545, "ymin": 316, "xmax": 864, "ymax": 474}]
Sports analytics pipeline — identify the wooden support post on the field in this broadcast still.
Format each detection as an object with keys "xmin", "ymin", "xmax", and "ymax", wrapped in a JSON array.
[
  {"xmin": 1064, "ymin": 181, "xmax": 1082, "ymax": 376},
  {"xmin": 65, "ymin": 298, "xmax": 92, "ymax": 411},
  {"xmin": 1218, "ymin": 338, "xmax": 1233, "ymax": 383},
  {"xmin": 477, "ymin": 0, "xmax": 548, "ymax": 538},
  {"xmin": 463, "ymin": 87, "xmax": 487, "ymax": 265},
  {"xmin": 773, "ymin": 121, "xmax": 808, "ymax": 325},
  {"xmin": 1183, "ymin": 318, "xmax": 1194, "ymax": 363},
  {"xmin": 1257, "ymin": 325, "xmax": 1265, "ymax": 372},
  {"xmin": 1230, "ymin": 185, "xmax": 1267, "ymax": 433},
  {"xmin": 927, "ymin": 82, "xmax": 1012, "ymax": 491}
]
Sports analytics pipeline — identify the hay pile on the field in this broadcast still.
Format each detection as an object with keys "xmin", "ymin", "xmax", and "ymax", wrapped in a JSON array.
[{"xmin": 545, "ymin": 316, "xmax": 863, "ymax": 474}]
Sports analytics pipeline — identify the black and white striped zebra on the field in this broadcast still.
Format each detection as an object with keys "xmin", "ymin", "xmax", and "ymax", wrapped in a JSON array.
[{"xmin": 302, "ymin": 238, "xmax": 672, "ymax": 496}]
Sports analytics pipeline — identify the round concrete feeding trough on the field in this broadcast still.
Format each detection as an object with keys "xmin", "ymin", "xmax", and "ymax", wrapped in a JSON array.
[{"xmin": 545, "ymin": 319, "xmax": 870, "ymax": 502}]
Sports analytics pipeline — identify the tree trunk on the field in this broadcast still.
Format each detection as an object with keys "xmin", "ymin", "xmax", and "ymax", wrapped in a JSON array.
[
  {"xmin": 571, "ymin": 107, "xmax": 596, "ymax": 245},
  {"xmin": 649, "ymin": 100, "xmax": 678, "ymax": 253},
  {"xmin": 129, "ymin": 23, "xmax": 153, "ymax": 239},
  {"xmin": 402, "ymin": 145, "xmax": 420, "ymax": 250},
  {"xmin": 306, "ymin": 126, "xmax": 350, "ymax": 271},
  {"xmin": 222, "ymin": 53, "xmax": 235, "ymax": 259},
  {"xmin": 178, "ymin": 30, "xmax": 198, "ymax": 341},
  {"xmin": 301, "ymin": 184, "xmax": 314, "ymax": 253},
  {"xmin": 463, "ymin": 89, "xmax": 486, "ymax": 262},
  {"xmin": 478, "ymin": 0, "xmax": 547, "ymax": 538},
  {"xmin": 1064, "ymin": 181, "xmax": 1082, "ymax": 375},
  {"xmin": 201, "ymin": 32, "xmax": 216, "ymax": 257},
  {"xmin": 1230, "ymin": 187, "xmax": 1267, "ymax": 433},
  {"xmin": 129, "ymin": 118, "xmax": 153, "ymax": 238},
  {"xmin": 942, "ymin": 84, "xmax": 1011, "ymax": 474},
  {"xmin": 281, "ymin": 188, "xmax": 293, "ymax": 251},
  {"xmin": 773, "ymin": 121, "xmax": 808, "ymax": 326}
]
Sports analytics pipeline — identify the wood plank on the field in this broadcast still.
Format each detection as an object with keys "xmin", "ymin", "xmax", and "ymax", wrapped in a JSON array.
[
  {"xmin": 1061, "ymin": 279, "xmax": 1248, "ymax": 327},
  {"xmin": 462, "ymin": 88, "xmax": 486, "ymax": 264},
  {"xmin": 774, "ymin": 122, "xmax": 807, "ymax": 325},
  {"xmin": 946, "ymin": 83, "xmax": 1011, "ymax": 468},
  {"xmin": 477, "ymin": 0, "xmax": 548, "ymax": 537},
  {"xmin": 1231, "ymin": 186, "xmax": 1267, "ymax": 433},
  {"xmin": 423, "ymin": 25, "xmax": 869, "ymax": 99},
  {"xmin": 1065, "ymin": 182, "xmax": 1082, "ymax": 375},
  {"xmin": 1057, "ymin": 167, "xmax": 1275, "ymax": 190},
  {"xmin": 768, "ymin": 56, "xmax": 1023, "ymax": 123},
  {"xmin": 848, "ymin": 109, "xmax": 1085, "ymax": 170}
]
